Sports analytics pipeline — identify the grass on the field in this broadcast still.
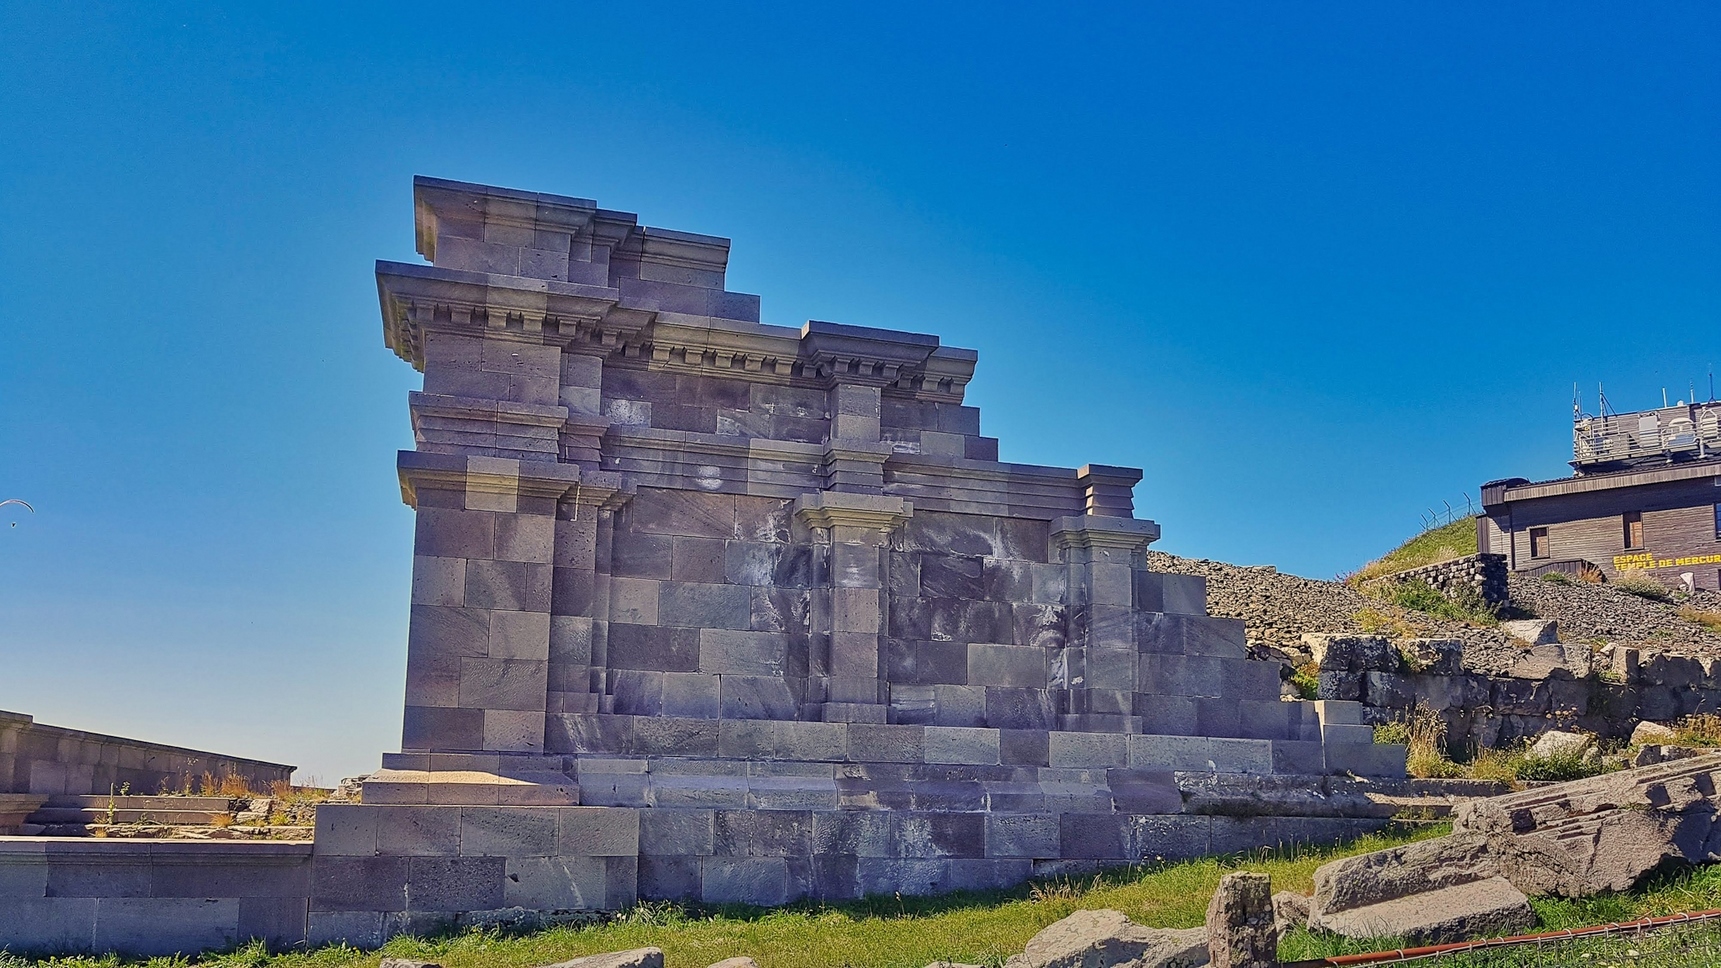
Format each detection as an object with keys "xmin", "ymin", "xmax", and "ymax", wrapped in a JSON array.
[
  {"xmin": 1350, "ymin": 516, "xmax": 1479, "ymax": 584},
  {"xmin": 1615, "ymin": 571, "xmax": 1673, "ymax": 601},
  {"xmin": 1367, "ymin": 578, "xmax": 1501, "ymax": 626},
  {"xmin": 1680, "ymin": 605, "xmax": 1721, "ymax": 634},
  {"xmin": 1372, "ymin": 705, "xmax": 1611, "ymax": 784}
]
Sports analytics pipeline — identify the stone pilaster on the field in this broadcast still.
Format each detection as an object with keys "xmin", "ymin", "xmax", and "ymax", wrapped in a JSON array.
[
  {"xmin": 400, "ymin": 453, "xmax": 625, "ymax": 754},
  {"xmin": 1051, "ymin": 514, "xmax": 1160, "ymax": 732},
  {"xmin": 794, "ymin": 492, "xmax": 914, "ymax": 722}
]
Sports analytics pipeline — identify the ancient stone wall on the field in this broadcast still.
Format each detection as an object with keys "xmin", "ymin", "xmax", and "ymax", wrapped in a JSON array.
[
  {"xmin": 1311, "ymin": 632, "xmax": 1721, "ymax": 747},
  {"xmin": 0, "ymin": 710, "xmax": 294, "ymax": 797}
]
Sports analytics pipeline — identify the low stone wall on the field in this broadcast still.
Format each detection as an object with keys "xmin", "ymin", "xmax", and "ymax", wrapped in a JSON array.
[
  {"xmin": 1372, "ymin": 554, "xmax": 1509, "ymax": 610},
  {"xmin": 1309, "ymin": 633, "xmax": 1721, "ymax": 748},
  {"xmin": 0, "ymin": 838, "xmax": 312, "ymax": 955},
  {"xmin": 0, "ymin": 711, "xmax": 295, "ymax": 796}
]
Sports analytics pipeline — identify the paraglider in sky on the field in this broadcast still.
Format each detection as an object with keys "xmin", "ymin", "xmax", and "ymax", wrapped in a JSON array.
[{"xmin": 2, "ymin": 498, "xmax": 33, "ymax": 528}]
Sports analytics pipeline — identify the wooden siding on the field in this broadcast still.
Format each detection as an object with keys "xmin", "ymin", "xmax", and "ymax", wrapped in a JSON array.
[{"xmin": 1484, "ymin": 475, "xmax": 1721, "ymax": 588}]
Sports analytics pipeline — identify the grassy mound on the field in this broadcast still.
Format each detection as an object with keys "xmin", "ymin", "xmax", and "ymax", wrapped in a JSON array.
[{"xmin": 1351, "ymin": 516, "xmax": 1480, "ymax": 584}]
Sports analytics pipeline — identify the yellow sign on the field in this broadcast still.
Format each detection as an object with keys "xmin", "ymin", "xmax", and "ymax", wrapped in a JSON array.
[{"xmin": 1613, "ymin": 551, "xmax": 1721, "ymax": 571}]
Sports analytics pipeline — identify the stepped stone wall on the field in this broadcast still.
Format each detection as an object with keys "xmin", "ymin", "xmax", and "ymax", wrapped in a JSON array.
[{"xmin": 0, "ymin": 177, "xmax": 1405, "ymax": 955}]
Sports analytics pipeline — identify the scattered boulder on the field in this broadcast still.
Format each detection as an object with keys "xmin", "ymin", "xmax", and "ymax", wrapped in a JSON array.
[
  {"xmin": 924, "ymin": 963, "xmax": 984, "ymax": 968},
  {"xmin": 1506, "ymin": 643, "xmax": 1589, "ymax": 680},
  {"xmin": 381, "ymin": 961, "xmax": 440, "ymax": 968},
  {"xmin": 1003, "ymin": 909, "xmax": 1209, "ymax": 968},
  {"xmin": 1528, "ymin": 730, "xmax": 1595, "ymax": 760},
  {"xmin": 541, "ymin": 949, "xmax": 665, "ymax": 968},
  {"xmin": 1631, "ymin": 721, "xmax": 1680, "ymax": 746},
  {"xmin": 1307, "ymin": 833, "xmax": 1533, "ymax": 944},
  {"xmin": 1500, "ymin": 619, "xmax": 1559, "ymax": 646},
  {"xmin": 1633, "ymin": 744, "xmax": 1701, "ymax": 768},
  {"xmin": 708, "ymin": 959, "xmax": 759, "ymax": 968},
  {"xmin": 1204, "ymin": 873, "xmax": 1275, "ymax": 968},
  {"xmin": 1270, "ymin": 892, "xmax": 1310, "ymax": 935}
]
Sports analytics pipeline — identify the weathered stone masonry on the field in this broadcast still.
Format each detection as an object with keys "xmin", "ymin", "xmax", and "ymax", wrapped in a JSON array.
[{"xmin": 0, "ymin": 177, "xmax": 1406, "ymax": 954}]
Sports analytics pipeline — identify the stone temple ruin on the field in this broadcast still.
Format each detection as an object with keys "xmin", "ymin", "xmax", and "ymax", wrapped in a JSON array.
[{"xmin": 0, "ymin": 177, "xmax": 1406, "ymax": 954}]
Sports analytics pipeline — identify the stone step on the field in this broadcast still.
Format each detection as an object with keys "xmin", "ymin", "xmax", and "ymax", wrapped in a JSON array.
[
  {"xmin": 43, "ymin": 795, "xmax": 234, "ymax": 811},
  {"xmin": 27, "ymin": 807, "xmax": 231, "ymax": 825}
]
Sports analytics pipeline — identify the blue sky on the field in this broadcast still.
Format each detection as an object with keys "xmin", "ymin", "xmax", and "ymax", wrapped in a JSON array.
[{"xmin": 2, "ymin": 3, "xmax": 1717, "ymax": 782}]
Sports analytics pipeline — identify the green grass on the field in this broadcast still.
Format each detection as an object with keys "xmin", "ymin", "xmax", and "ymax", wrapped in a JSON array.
[
  {"xmin": 17, "ymin": 828, "xmax": 1721, "ymax": 968},
  {"xmin": 1351, "ymin": 516, "xmax": 1479, "ymax": 583}
]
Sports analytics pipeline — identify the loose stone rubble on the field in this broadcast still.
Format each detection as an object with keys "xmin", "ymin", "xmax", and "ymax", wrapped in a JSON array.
[{"xmin": 1004, "ymin": 909, "xmax": 1209, "ymax": 968}]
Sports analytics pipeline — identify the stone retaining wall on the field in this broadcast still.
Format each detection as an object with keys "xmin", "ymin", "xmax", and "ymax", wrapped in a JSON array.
[
  {"xmin": 1371, "ymin": 554, "xmax": 1509, "ymax": 611},
  {"xmin": 1309, "ymin": 633, "xmax": 1721, "ymax": 748},
  {"xmin": 0, "ymin": 839, "xmax": 312, "ymax": 955},
  {"xmin": 0, "ymin": 711, "xmax": 295, "ymax": 796}
]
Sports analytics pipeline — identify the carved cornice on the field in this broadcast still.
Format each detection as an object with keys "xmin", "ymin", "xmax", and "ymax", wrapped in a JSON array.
[
  {"xmin": 1049, "ymin": 515, "xmax": 1161, "ymax": 554},
  {"xmin": 378, "ymin": 261, "xmax": 653, "ymax": 371},
  {"xmin": 396, "ymin": 451, "xmax": 629, "ymax": 508},
  {"xmin": 793, "ymin": 492, "xmax": 914, "ymax": 533}
]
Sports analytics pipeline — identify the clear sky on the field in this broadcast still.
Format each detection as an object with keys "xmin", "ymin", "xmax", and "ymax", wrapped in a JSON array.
[{"xmin": 2, "ymin": 3, "xmax": 1717, "ymax": 783}]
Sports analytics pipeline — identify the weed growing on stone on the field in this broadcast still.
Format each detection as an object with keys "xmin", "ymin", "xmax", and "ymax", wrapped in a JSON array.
[
  {"xmin": 1616, "ymin": 571, "xmax": 1672, "ymax": 601},
  {"xmin": 1541, "ymin": 570, "xmax": 1572, "ymax": 584},
  {"xmin": 1679, "ymin": 605, "xmax": 1721, "ymax": 634}
]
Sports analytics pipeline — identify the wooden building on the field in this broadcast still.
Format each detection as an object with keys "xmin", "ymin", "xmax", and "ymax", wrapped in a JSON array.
[{"xmin": 1480, "ymin": 400, "xmax": 1721, "ymax": 589}]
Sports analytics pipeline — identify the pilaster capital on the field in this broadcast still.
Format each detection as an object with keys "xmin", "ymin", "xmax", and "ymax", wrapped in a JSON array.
[
  {"xmin": 793, "ymin": 492, "xmax": 914, "ymax": 534},
  {"xmin": 1049, "ymin": 515, "xmax": 1160, "ymax": 557}
]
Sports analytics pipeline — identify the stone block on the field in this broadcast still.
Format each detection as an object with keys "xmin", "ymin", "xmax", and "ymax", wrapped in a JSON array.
[
  {"xmin": 670, "ymin": 536, "xmax": 728, "ymax": 583},
  {"xmin": 700, "ymin": 857, "xmax": 790, "ymax": 906},
  {"xmin": 489, "ymin": 610, "xmax": 552, "ymax": 660},
  {"xmin": 464, "ymin": 559, "xmax": 552, "ymax": 612},
  {"xmin": 372, "ymin": 806, "xmax": 460, "ymax": 856},
  {"xmin": 857, "ymin": 858, "xmax": 946, "ymax": 897},
  {"xmin": 314, "ymin": 804, "xmax": 379, "ymax": 856},
  {"xmin": 698, "ymin": 629, "xmax": 788, "ymax": 676},
  {"xmin": 1049, "ymin": 732, "xmax": 1128, "ymax": 768},
  {"xmin": 609, "ymin": 578, "xmax": 661, "ymax": 625},
  {"xmin": 504, "ymin": 855, "xmax": 608, "ymax": 910},
  {"xmin": 718, "ymin": 676, "xmax": 798, "ymax": 720},
  {"xmin": 638, "ymin": 854, "xmax": 701, "ymax": 901},
  {"xmin": 848, "ymin": 724, "xmax": 925, "ymax": 764},
  {"xmin": 459, "ymin": 806, "xmax": 558, "ymax": 856},
  {"xmin": 406, "ymin": 856, "xmax": 505, "ymax": 911},
  {"xmin": 93, "ymin": 898, "xmax": 240, "ymax": 958},
  {"xmin": 411, "ymin": 556, "xmax": 466, "ymax": 607},
  {"xmin": 659, "ymin": 582, "xmax": 752, "ymax": 630},
  {"xmin": 1209, "ymin": 738, "xmax": 1274, "ymax": 774},
  {"xmin": 985, "ymin": 813, "xmax": 1060, "ymax": 858},
  {"xmin": 310, "ymin": 857, "xmax": 409, "ymax": 912},
  {"xmin": 1128, "ymin": 734, "xmax": 1210, "ymax": 771},
  {"xmin": 640, "ymin": 809, "xmax": 716, "ymax": 856},
  {"xmin": 558, "ymin": 807, "xmax": 640, "ymax": 856},
  {"xmin": 236, "ymin": 896, "xmax": 310, "ymax": 948},
  {"xmin": 895, "ymin": 812, "xmax": 985, "ymax": 858},
  {"xmin": 924, "ymin": 727, "xmax": 1001, "ymax": 765},
  {"xmin": 969, "ymin": 643, "xmax": 1046, "ymax": 688}
]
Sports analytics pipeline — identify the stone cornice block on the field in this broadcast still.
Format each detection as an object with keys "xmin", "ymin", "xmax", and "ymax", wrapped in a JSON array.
[
  {"xmin": 801, "ymin": 320, "xmax": 939, "ymax": 387},
  {"xmin": 793, "ymin": 492, "xmax": 914, "ymax": 532},
  {"xmin": 1050, "ymin": 515, "xmax": 1161, "ymax": 554},
  {"xmin": 396, "ymin": 451, "xmax": 629, "ymax": 507}
]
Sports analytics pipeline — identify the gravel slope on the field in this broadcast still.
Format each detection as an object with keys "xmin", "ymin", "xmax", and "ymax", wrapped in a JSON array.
[{"xmin": 1148, "ymin": 551, "xmax": 1721, "ymax": 675}]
